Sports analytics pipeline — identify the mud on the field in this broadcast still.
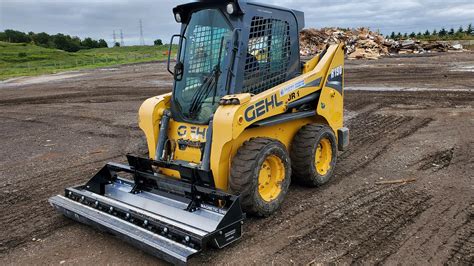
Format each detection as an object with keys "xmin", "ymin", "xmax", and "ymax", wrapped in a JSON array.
[{"xmin": 1, "ymin": 52, "xmax": 473, "ymax": 265}]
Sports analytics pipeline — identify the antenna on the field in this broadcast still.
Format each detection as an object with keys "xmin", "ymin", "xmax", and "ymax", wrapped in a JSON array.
[
  {"xmin": 139, "ymin": 19, "xmax": 145, "ymax": 45},
  {"xmin": 120, "ymin": 29, "xmax": 124, "ymax": 46},
  {"xmin": 113, "ymin": 30, "xmax": 117, "ymax": 45}
]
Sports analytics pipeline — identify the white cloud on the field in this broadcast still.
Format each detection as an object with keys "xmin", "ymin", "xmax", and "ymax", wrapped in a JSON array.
[{"xmin": 0, "ymin": 0, "xmax": 472, "ymax": 45}]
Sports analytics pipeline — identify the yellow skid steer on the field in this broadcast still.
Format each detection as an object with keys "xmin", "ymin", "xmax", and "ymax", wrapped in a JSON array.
[{"xmin": 49, "ymin": 0, "xmax": 349, "ymax": 264}]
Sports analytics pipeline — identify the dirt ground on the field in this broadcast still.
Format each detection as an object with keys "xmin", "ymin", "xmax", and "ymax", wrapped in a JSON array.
[{"xmin": 0, "ymin": 52, "xmax": 473, "ymax": 265}]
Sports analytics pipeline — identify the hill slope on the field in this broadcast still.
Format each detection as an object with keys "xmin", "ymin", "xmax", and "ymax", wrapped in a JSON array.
[{"xmin": 0, "ymin": 42, "xmax": 175, "ymax": 80}]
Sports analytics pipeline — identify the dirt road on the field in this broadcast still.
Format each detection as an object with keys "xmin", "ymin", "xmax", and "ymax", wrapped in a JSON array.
[{"xmin": 1, "ymin": 52, "xmax": 473, "ymax": 265}]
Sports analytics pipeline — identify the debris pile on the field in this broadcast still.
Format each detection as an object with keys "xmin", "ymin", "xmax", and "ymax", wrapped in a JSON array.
[
  {"xmin": 396, "ymin": 40, "xmax": 458, "ymax": 54},
  {"xmin": 300, "ymin": 27, "xmax": 464, "ymax": 60}
]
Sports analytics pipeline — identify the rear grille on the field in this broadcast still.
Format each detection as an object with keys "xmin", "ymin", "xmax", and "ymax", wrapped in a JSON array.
[{"xmin": 243, "ymin": 16, "xmax": 291, "ymax": 94}]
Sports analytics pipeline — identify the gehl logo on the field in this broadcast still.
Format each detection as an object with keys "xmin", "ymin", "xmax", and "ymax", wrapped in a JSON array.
[
  {"xmin": 245, "ymin": 94, "xmax": 283, "ymax": 122},
  {"xmin": 177, "ymin": 125, "xmax": 207, "ymax": 139}
]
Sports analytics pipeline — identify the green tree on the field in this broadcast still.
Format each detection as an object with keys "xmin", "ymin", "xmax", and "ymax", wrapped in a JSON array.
[
  {"xmin": 448, "ymin": 28, "xmax": 455, "ymax": 35},
  {"xmin": 81, "ymin": 37, "xmax": 99, "ymax": 49},
  {"xmin": 3, "ymin": 29, "xmax": 31, "ymax": 43},
  {"xmin": 439, "ymin": 28, "xmax": 447, "ymax": 36},
  {"xmin": 0, "ymin": 29, "xmax": 111, "ymax": 51},
  {"xmin": 27, "ymin": 31, "xmax": 35, "ymax": 41},
  {"xmin": 114, "ymin": 42, "xmax": 120, "ymax": 47},
  {"xmin": 416, "ymin": 32, "xmax": 422, "ymax": 38},
  {"xmin": 0, "ymin": 31, "xmax": 6, "ymax": 42},
  {"xmin": 33, "ymin": 32, "xmax": 51, "ymax": 47},
  {"xmin": 466, "ymin": 24, "xmax": 473, "ymax": 35},
  {"xmin": 424, "ymin": 30, "xmax": 430, "ymax": 36},
  {"xmin": 457, "ymin": 26, "xmax": 464, "ymax": 34},
  {"xmin": 403, "ymin": 33, "xmax": 408, "ymax": 38},
  {"xmin": 154, "ymin": 39, "xmax": 163, "ymax": 46},
  {"xmin": 409, "ymin": 32, "xmax": 416, "ymax": 38},
  {"xmin": 432, "ymin": 29, "xmax": 438, "ymax": 36},
  {"xmin": 98, "ymin": 39, "xmax": 108, "ymax": 48},
  {"xmin": 390, "ymin": 32, "xmax": 396, "ymax": 39},
  {"xmin": 53, "ymin": 33, "xmax": 81, "ymax": 52},
  {"xmin": 72, "ymin": 36, "xmax": 82, "ymax": 48}
]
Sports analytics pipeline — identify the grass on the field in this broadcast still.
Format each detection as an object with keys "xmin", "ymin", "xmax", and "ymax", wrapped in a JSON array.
[{"xmin": 0, "ymin": 41, "xmax": 177, "ymax": 80}]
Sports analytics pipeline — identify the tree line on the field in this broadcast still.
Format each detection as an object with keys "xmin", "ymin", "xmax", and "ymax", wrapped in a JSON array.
[
  {"xmin": 0, "ymin": 29, "xmax": 108, "ymax": 52},
  {"xmin": 388, "ymin": 24, "xmax": 473, "ymax": 41}
]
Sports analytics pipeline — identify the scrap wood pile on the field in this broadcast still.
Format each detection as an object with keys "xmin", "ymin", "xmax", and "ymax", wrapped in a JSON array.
[{"xmin": 300, "ymin": 27, "xmax": 464, "ymax": 60}]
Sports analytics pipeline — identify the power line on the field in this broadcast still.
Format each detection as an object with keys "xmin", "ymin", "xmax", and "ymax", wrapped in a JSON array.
[
  {"xmin": 139, "ymin": 19, "xmax": 145, "ymax": 46},
  {"xmin": 120, "ymin": 29, "xmax": 124, "ymax": 46}
]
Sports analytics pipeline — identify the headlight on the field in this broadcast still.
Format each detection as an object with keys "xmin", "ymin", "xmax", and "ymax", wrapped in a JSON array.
[{"xmin": 226, "ymin": 3, "xmax": 235, "ymax": 15}]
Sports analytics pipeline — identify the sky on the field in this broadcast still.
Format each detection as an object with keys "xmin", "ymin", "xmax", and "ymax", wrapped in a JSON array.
[{"xmin": 1, "ymin": 0, "xmax": 473, "ymax": 46}]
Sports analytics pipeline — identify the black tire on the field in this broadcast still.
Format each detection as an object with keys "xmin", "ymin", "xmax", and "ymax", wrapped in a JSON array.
[
  {"xmin": 290, "ymin": 124, "xmax": 337, "ymax": 187},
  {"xmin": 229, "ymin": 138, "xmax": 291, "ymax": 217}
]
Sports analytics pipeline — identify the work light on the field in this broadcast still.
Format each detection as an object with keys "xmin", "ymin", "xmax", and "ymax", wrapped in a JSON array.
[
  {"xmin": 226, "ymin": 3, "xmax": 235, "ymax": 15},
  {"xmin": 174, "ymin": 13, "xmax": 182, "ymax": 23}
]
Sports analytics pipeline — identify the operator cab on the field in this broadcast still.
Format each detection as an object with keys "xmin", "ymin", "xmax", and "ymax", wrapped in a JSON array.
[{"xmin": 168, "ymin": 0, "xmax": 304, "ymax": 124}]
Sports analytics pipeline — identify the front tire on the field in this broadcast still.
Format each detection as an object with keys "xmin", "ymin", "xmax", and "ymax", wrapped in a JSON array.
[
  {"xmin": 229, "ymin": 138, "xmax": 291, "ymax": 217},
  {"xmin": 290, "ymin": 124, "xmax": 337, "ymax": 187}
]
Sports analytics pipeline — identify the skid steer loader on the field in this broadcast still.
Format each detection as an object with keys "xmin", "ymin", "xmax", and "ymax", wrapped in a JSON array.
[{"xmin": 49, "ymin": 0, "xmax": 349, "ymax": 264}]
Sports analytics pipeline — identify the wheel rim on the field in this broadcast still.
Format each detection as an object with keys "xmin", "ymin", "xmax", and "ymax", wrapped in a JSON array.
[
  {"xmin": 258, "ymin": 155, "xmax": 285, "ymax": 202},
  {"xmin": 315, "ymin": 138, "xmax": 332, "ymax": 175}
]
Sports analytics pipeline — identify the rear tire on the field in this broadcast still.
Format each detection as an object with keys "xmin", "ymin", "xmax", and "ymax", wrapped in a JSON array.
[
  {"xmin": 229, "ymin": 138, "xmax": 291, "ymax": 217},
  {"xmin": 290, "ymin": 124, "xmax": 337, "ymax": 187}
]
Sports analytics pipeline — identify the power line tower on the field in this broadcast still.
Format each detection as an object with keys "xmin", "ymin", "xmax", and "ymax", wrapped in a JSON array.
[
  {"xmin": 120, "ymin": 29, "xmax": 124, "ymax": 46},
  {"xmin": 113, "ymin": 30, "xmax": 117, "ymax": 45},
  {"xmin": 139, "ymin": 19, "xmax": 145, "ymax": 45}
]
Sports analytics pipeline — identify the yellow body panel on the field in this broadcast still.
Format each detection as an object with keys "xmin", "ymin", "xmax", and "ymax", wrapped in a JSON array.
[
  {"xmin": 302, "ymin": 53, "xmax": 321, "ymax": 73},
  {"xmin": 138, "ymin": 43, "xmax": 346, "ymax": 191},
  {"xmin": 138, "ymin": 93, "xmax": 171, "ymax": 160},
  {"xmin": 317, "ymin": 43, "xmax": 345, "ymax": 131},
  {"xmin": 167, "ymin": 120, "xmax": 208, "ymax": 164}
]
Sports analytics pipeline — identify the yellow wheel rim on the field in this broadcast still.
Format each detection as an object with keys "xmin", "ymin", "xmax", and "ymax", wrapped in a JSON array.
[
  {"xmin": 258, "ymin": 155, "xmax": 285, "ymax": 202},
  {"xmin": 315, "ymin": 138, "xmax": 332, "ymax": 175}
]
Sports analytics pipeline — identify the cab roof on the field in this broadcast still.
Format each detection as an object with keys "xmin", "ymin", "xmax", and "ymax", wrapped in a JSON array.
[{"xmin": 173, "ymin": 0, "xmax": 305, "ymax": 31}]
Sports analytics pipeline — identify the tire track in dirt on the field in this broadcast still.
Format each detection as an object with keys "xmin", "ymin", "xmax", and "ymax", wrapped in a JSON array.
[
  {"xmin": 273, "ymin": 186, "xmax": 432, "ymax": 264},
  {"xmin": 0, "ymin": 157, "xmax": 119, "ymax": 253},
  {"xmin": 413, "ymin": 148, "xmax": 454, "ymax": 172},
  {"xmin": 0, "ymin": 126, "xmax": 146, "ymax": 254},
  {"xmin": 0, "ymin": 110, "xmax": 141, "ymax": 133},
  {"xmin": 333, "ymin": 111, "xmax": 433, "ymax": 183},
  {"xmin": 0, "ymin": 88, "xmax": 167, "ymax": 106},
  {"xmin": 266, "ymin": 112, "xmax": 434, "ymax": 264},
  {"xmin": 1, "ymin": 57, "xmax": 472, "ymax": 264},
  {"xmin": 446, "ymin": 207, "xmax": 474, "ymax": 265},
  {"xmin": 198, "ymin": 108, "xmax": 434, "ymax": 264}
]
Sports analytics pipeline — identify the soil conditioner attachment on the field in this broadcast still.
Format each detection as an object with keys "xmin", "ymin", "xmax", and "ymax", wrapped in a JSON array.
[
  {"xmin": 50, "ymin": 0, "xmax": 349, "ymax": 264},
  {"xmin": 49, "ymin": 155, "xmax": 244, "ymax": 264}
]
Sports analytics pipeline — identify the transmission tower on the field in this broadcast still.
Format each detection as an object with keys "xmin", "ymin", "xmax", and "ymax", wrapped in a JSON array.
[
  {"xmin": 139, "ymin": 19, "xmax": 145, "ymax": 45},
  {"xmin": 113, "ymin": 30, "xmax": 117, "ymax": 45},
  {"xmin": 120, "ymin": 29, "xmax": 124, "ymax": 46}
]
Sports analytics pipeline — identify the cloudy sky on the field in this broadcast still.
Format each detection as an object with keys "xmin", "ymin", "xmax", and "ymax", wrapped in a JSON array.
[{"xmin": 1, "ymin": 0, "xmax": 473, "ymax": 46}]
